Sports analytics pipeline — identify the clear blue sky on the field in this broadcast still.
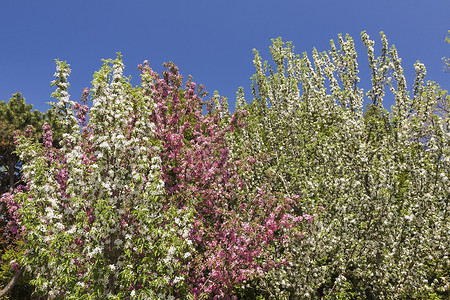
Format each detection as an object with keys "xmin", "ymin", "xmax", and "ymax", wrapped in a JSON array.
[{"xmin": 1, "ymin": 0, "xmax": 449, "ymax": 113}]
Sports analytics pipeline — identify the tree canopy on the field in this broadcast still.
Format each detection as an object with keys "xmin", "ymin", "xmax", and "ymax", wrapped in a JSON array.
[{"xmin": 0, "ymin": 32, "xmax": 449, "ymax": 299}]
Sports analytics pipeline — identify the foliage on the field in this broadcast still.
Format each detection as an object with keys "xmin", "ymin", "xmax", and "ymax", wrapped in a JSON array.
[
  {"xmin": 228, "ymin": 32, "xmax": 449, "ymax": 298},
  {"xmin": 1, "ymin": 56, "xmax": 310, "ymax": 299},
  {"xmin": 4, "ymin": 57, "xmax": 195, "ymax": 299},
  {"xmin": 0, "ymin": 93, "xmax": 44, "ymax": 194},
  {"xmin": 0, "ymin": 31, "xmax": 449, "ymax": 299},
  {"xmin": 141, "ymin": 60, "xmax": 311, "ymax": 299},
  {"xmin": 443, "ymin": 30, "xmax": 450, "ymax": 72},
  {"xmin": 0, "ymin": 242, "xmax": 34, "ymax": 300},
  {"xmin": 435, "ymin": 30, "xmax": 450, "ymax": 131},
  {"xmin": 0, "ymin": 93, "xmax": 47, "ymax": 299}
]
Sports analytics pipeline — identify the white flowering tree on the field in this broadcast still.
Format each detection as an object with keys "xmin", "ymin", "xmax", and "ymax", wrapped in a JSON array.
[
  {"xmin": 3, "ymin": 55, "xmax": 194, "ymax": 299},
  {"xmin": 229, "ymin": 32, "xmax": 449, "ymax": 298}
]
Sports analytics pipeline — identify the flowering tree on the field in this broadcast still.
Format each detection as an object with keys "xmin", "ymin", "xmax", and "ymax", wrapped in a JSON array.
[
  {"xmin": 2, "ymin": 56, "xmax": 195, "ymax": 299},
  {"xmin": 230, "ymin": 32, "xmax": 449, "ymax": 298},
  {"xmin": 1, "ymin": 56, "xmax": 311, "ymax": 299},
  {"xmin": 1, "ymin": 31, "xmax": 448, "ymax": 299},
  {"xmin": 0, "ymin": 94, "xmax": 52, "ymax": 299},
  {"xmin": 137, "ymin": 61, "xmax": 310, "ymax": 299}
]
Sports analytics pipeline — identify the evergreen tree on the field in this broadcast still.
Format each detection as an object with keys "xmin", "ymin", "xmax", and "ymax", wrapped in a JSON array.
[{"xmin": 0, "ymin": 93, "xmax": 43, "ymax": 194}]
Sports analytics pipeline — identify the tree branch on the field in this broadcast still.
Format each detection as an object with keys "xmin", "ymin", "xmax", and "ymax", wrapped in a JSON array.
[{"xmin": 0, "ymin": 268, "xmax": 22, "ymax": 298}]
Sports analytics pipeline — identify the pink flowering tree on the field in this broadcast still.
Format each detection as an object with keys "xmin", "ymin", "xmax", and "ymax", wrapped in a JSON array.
[{"xmin": 138, "ymin": 61, "xmax": 311, "ymax": 299}]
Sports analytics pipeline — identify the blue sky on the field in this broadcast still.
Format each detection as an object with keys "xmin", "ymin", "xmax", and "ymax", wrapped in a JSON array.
[{"xmin": 1, "ymin": 0, "xmax": 449, "ymax": 113}]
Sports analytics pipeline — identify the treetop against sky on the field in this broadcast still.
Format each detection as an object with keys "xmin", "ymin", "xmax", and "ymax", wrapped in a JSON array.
[
  {"xmin": 1, "ymin": 35, "xmax": 448, "ymax": 298},
  {"xmin": 0, "ymin": 0, "xmax": 449, "ymax": 112}
]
